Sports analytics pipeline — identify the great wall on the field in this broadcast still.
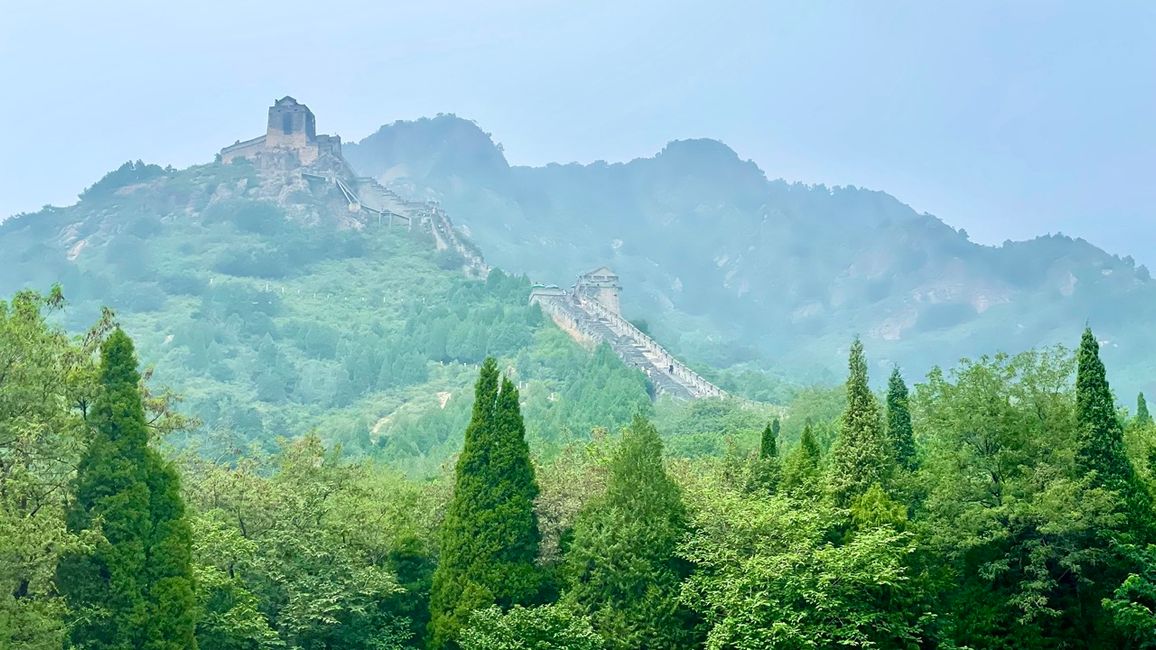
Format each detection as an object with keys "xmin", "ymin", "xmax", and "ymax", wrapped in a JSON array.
[{"xmin": 220, "ymin": 97, "xmax": 725, "ymax": 401}]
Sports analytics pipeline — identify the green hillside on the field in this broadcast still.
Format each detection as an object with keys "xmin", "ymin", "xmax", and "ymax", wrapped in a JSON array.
[
  {"xmin": 0, "ymin": 159, "xmax": 673, "ymax": 473},
  {"xmin": 345, "ymin": 116, "xmax": 1156, "ymax": 398}
]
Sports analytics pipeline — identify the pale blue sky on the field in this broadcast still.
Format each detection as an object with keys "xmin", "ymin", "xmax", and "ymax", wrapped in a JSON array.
[{"xmin": 2, "ymin": 1, "xmax": 1153, "ymax": 262}]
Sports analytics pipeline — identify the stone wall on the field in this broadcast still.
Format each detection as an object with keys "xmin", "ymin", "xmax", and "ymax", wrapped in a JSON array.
[{"xmin": 220, "ymin": 136, "xmax": 267, "ymax": 164}]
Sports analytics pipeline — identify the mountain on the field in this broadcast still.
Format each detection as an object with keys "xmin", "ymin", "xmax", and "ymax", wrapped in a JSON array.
[
  {"xmin": 0, "ymin": 158, "xmax": 662, "ymax": 474},
  {"xmin": 345, "ymin": 115, "xmax": 1156, "ymax": 398}
]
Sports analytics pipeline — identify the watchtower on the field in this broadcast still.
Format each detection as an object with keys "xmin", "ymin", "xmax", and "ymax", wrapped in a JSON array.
[
  {"xmin": 575, "ymin": 266, "xmax": 622, "ymax": 315},
  {"xmin": 265, "ymin": 96, "xmax": 317, "ymax": 150}
]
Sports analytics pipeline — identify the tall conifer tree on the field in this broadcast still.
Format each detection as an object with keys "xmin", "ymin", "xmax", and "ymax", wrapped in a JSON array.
[
  {"xmin": 428, "ymin": 358, "xmax": 541, "ymax": 650},
  {"xmin": 782, "ymin": 421, "xmax": 822, "ymax": 498},
  {"xmin": 885, "ymin": 368, "xmax": 917, "ymax": 470},
  {"xmin": 829, "ymin": 338, "xmax": 890, "ymax": 506},
  {"xmin": 1136, "ymin": 392, "xmax": 1152, "ymax": 427},
  {"xmin": 748, "ymin": 419, "xmax": 783, "ymax": 494},
  {"xmin": 56, "ymin": 329, "xmax": 196, "ymax": 649},
  {"xmin": 1068, "ymin": 327, "xmax": 1156, "ymax": 643},
  {"xmin": 565, "ymin": 415, "xmax": 699, "ymax": 649},
  {"xmin": 1077, "ymin": 329, "xmax": 1133, "ymax": 486},
  {"xmin": 142, "ymin": 455, "xmax": 198, "ymax": 650},
  {"xmin": 760, "ymin": 419, "xmax": 780, "ymax": 459},
  {"xmin": 1075, "ymin": 328, "xmax": 1152, "ymax": 533}
]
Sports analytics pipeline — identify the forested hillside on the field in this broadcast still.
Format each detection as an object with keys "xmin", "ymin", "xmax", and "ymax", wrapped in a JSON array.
[
  {"xmin": 345, "ymin": 116, "xmax": 1156, "ymax": 396},
  {"xmin": 0, "ymin": 159, "xmax": 676, "ymax": 473},
  {"xmin": 4, "ymin": 111, "xmax": 1156, "ymax": 650},
  {"xmin": 4, "ymin": 289, "xmax": 1156, "ymax": 648}
]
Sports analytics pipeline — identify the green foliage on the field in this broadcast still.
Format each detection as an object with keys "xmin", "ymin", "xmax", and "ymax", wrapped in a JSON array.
[
  {"xmin": 57, "ymin": 330, "xmax": 197, "ymax": 649},
  {"xmin": 654, "ymin": 397, "xmax": 776, "ymax": 458},
  {"xmin": 1078, "ymin": 329, "xmax": 1136, "ymax": 488},
  {"xmin": 886, "ymin": 367, "xmax": 917, "ymax": 470},
  {"xmin": 201, "ymin": 199, "xmax": 287, "ymax": 235},
  {"xmin": 1, "ymin": 161, "xmax": 659, "ymax": 471},
  {"xmin": 682, "ymin": 482, "xmax": 926, "ymax": 649},
  {"xmin": 1138, "ymin": 392, "xmax": 1153, "ymax": 427},
  {"xmin": 829, "ymin": 338, "xmax": 891, "ymax": 506},
  {"xmin": 850, "ymin": 482, "xmax": 907, "ymax": 530},
  {"xmin": 184, "ymin": 435, "xmax": 416, "ymax": 650},
  {"xmin": 1077, "ymin": 328, "xmax": 1154, "ymax": 537},
  {"xmin": 517, "ymin": 337, "xmax": 652, "ymax": 451},
  {"xmin": 7, "ymin": 287, "xmax": 1156, "ymax": 649},
  {"xmin": 143, "ymin": 454, "xmax": 198, "ymax": 650},
  {"xmin": 1104, "ymin": 544, "xmax": 1156, "ymax": 648},
  {"xmin": 79, "ymin": 160, "xmax": 168, "ymax": 201},
  {"xmin": 0, "ymin": 289, "xmax": 101, "ymax": 650},
  {"xmin": 781, "ymin": 421, "xmax": 822, "ymax": 498},
  {"xmin": 759, "ymin": 419, "xmax": 779, "ymax": 459},
  {"xmin": 459, "ymin": 604, "xmax": 602, "ymax": 650},
  {"xmin": 564, "ymin": 415, "xmax": 700, "ymax": 649},
  {"xmin": 429, "ymin": 359, "xmax": 542, "ymax": 649},
  {"xmin": 911, "ymin": 345, "xmax": 1156, "ymax": 647}
]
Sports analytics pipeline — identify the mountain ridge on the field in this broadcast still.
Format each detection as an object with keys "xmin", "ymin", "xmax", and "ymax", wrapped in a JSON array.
[{"xmin": 345, "ymin": 114, "xmax": 1155, "ymax": 396}]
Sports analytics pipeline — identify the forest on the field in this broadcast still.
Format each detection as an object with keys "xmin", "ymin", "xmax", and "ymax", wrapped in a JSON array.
[{"xmin": 3, "ymin": 285, "xmax": 1155, "ymax": 649}]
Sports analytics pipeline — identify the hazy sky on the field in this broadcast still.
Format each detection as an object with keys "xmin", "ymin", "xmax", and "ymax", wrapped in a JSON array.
[{"xmin": 2, "ymin": 1, "xmax": 1153, "ymax": 262}]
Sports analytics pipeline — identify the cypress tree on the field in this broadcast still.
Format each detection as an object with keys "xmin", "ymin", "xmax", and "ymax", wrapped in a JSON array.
[
  {"xmin": 885, "ymin": 368, "xmax": 917, "ymax": 470},
  {"xmin": 1068, "ymin": 327, "xmax": 1156, "ymax": 644},
  {"xmin": 748, "ymin": 419, "xmax": 783, "ymax": 495},
  {"xmin": 829, "ymin": 338, "xmax": 891, "ymax": 507},
  {"xmin": 56, "ymin": 329, "xmax": 197, "ymax": 649},
  {"xmin": 760, "ymin": 419, "xmax": 780, "ymax": 459},
  {"xmin": 142, "ymin": 454, "xmax": 198, "ymax": 650},
  {"xmin": 1076, "ymin": 329, "xmax": 1134, "ymax": 487},
  {"xmin": 1075, "ymin": 328, "xmax": 1152, "ymax": 534},
  {"xmin": 428, "ymin": 358, "xmax": 541, "ymax": 650},
  {"xmin": 1136, "ymin": 392, "xmax": 1152, "ymax": 427},
  {"xmin": 782, "ymin": 421, "xmax": 822, "ymax": 497},
  {"xmin": 565, "ymin": 415, "xmax": 699, "ymax": 649}
]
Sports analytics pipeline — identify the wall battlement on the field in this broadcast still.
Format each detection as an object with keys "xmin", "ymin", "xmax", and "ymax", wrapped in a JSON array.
[{"xmin": 531, "ymin": 276, "xmax": 726, "ymax": 400}]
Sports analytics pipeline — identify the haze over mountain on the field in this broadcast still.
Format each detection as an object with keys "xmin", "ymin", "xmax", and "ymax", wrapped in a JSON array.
[
  {"xmin": 7, "ymin": 6, "xmax": 1156, "ymax": 648},
  {"xmin": 3, "ymin": 2, "xmax": 1154, "ymax": 265},
  {"xmin": 345, "ymin": 114, "xmax": 1156, "ymax": 396}
]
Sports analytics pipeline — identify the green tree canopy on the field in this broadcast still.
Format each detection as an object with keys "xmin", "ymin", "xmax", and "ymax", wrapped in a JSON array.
[
  {"xmin": 1137, "ymin": 392, "xmax": 1152, "ymax": 427},
  {"xmin": 829, "ymin": 338, "xmax": 891, "ymax": 506},
  {"xmin": 782, "ymin": 421, "xmax": 822, "ymax": 498},
  {"xmin": 1076, "ymin": 328, "xmax": 1153, "ymax": 535},
  {"xmin": 0, "ymin": 288, "xmax": 102, "ymax": 649},
  {"xmin": 760, "ymin": 419, "xmax": 779, "ymax": 459},
  {"xmin": 564, "ymin": 415, "xmax": 700, "ymax": 649},
  {"xmin": 683, "ymin": 482, "xmax": 926, "ymax": 649},
  {"xmin": 428, "ymin": 358, "xmax": 542, "ymax": 650},
  {"xmin": 459, "ymin": 604, "xmax": 602, "ymax": 650},
  {"xmin": 57, "ymin": 329, "xmax": 197, "ymax": 649},
  {"xmin": 886, "ymin": 367, "xmax": 917, "ymax": 470}
]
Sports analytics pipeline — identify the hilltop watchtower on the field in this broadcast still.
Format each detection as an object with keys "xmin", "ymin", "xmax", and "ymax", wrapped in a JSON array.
[
  {"xmin": 574, "ymin": 266, "xmax": 622, "ymax": 315},
  {"xmin": 265, "ymin": 96, "xmax": 317, "ymax": 150},
  {"xmin": 220, "ymin": 96, "xmax": 342, "ymax": 167}
]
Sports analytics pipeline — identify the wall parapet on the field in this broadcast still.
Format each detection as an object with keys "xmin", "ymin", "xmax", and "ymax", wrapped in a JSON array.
[{"xmin": 531, "ymin": 285, "xmax": 726, "ymax": 400}]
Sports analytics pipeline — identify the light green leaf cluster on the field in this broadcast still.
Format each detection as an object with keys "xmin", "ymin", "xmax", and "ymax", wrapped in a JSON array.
[
  {"xmin": 682, "ymin": 482, "xmax": 922, "ymax": 649},
  {"xmin": 459, "ymin": 604, "xmax": 602, "ymax": 650}
]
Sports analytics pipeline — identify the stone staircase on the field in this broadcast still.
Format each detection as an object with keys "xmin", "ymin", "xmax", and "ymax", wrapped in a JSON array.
[{"xmin": 531, "ymin": 288, "xmax": 726, "ymax": 400}]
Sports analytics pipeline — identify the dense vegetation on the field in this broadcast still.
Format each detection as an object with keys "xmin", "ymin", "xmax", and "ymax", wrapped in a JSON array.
[
  {"xmin": 0, "ymin": 160, "xmax": 677, "ymax": 474},
  {"xmin": 345, "ymin": 115, "xmax": 1156, "ymax": 398},
  {"xmin": 5, "ymin": 131, "xmax": 1156, "ymax": 649},
  {"xmin": 4, "ymin": 286, "xmax": 1156, "ymax": 649}
]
